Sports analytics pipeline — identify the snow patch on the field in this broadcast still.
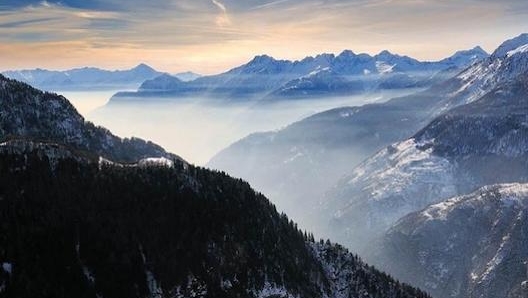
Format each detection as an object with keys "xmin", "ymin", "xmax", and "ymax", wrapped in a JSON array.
[
  {"xmin": 375, "ymin": 61, "xmax": 395, "ymax": 74},
  {"xmin": 2, "ymin": 263, "xmax": 12, "ymax": 275},
  {"xmin": 256, "ymin": 281, "xmax": 294, "ymax": 298},
  {"xmin": 283, "ymin": 151, "xmax": 304, "ymax": 164},
  {"xmin": 98, "ymin": 156, "xmax": 117, "ymax": 169},
  {"xmin": 421, "ymin": 197, "xmax": 462, "ymax": 221},
  {"xmin": 339, "ymin": 110, "xmax": 356, "ymax": 118},
  {"xmin": 302, "ymin": 66, "xmax": 330, "ymax": 79},
  {"xmin": 346, "ymin": 138, "xmax": 456, "ymax": 203},
  {"xmin": 507, "ymin": 44, "xmax": 528, "ymax": 57},
  {"xmin": 138, "ymin": 157, "xmax": 174, "ymax": 168}
]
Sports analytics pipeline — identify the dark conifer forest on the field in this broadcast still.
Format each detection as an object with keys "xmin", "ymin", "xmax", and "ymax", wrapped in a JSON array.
[{"xmin": 0, "ymin": 146, "xmax": 429, "ymax": 298}]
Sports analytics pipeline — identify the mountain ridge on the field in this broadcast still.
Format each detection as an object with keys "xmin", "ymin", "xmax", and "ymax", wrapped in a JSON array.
[
  {"xmin": 111, "ymin": 46, "xmax": 488, "ymax": 102},
  {"xmin": 0, "ymin": 74, "xmax": 181, "ymax": 164},
  {"xmin": 2, "ymin": 64, "xmax": 163, "ymax": 91}
]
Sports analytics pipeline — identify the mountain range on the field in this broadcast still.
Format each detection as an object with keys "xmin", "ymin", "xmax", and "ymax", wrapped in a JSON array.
[
  {"xmin": 2, "ymin": 63, "xmax": 162, "ymax": 91},
  {"xmin": 323, "ymin": 33, "xmax": 528, "ymax": 250},
  {"xmin": 0, "ymin": 73, "xmax": 429, "ymax": 297},
  {"xmin": 111, "ymin": 47, "xmax": 488, "ymax": 102},
  {"xmin": 1, "ymin": 65, "xmax": 200, "ymax": 91},
  {"xmin": 206, "ymin": 50, "xmax": 488, "ymax": 225},
  {"xmin": 208, "ymin": 33, "xmax": 528, "ymax": 298}
]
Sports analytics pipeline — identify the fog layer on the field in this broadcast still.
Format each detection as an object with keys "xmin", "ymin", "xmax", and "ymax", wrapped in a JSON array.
[{"xmin": 77, "ymin": 89, "xmax": 422, "ymax": 165}]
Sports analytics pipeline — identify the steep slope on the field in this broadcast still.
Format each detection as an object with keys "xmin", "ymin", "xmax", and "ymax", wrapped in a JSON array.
[
  {"xmin": 2, "ymin": 64, "xmax": 163, "ymax": 91},
  {"xmin": 377, "ymin": 183, "xmax": 528, "ymax": 298},
  {"xmin": 322, "ymin": 40, "xmax": 528, "ymax": 254},
  {"xmin": 0, "ymin": 74, "xmax": 179, "ymax": 163},
  {"xmin": 111, "ymin": 47, "xmax": 487, "ymax": 102},
  {"xmin": 0, "ymin": 141, "xmax": 430, "ymax": 298}
]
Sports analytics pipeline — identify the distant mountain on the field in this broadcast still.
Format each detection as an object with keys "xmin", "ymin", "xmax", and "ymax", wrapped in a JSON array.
[
  {"xmin": 111, "ymin": 47, "xmax": 487, "ymax": 102},
  {"xmin": 270, "ymin": 48, "xmax": 487, "ymax": 99},
  {"xmin": 0, "ymin": 74, "xmax": 179, "ymax": 163},
  {"xmin": 2, "ymin": 63, "xmax": 163, "ymax": 91},
  {"xmin": 173, "ymin": 71, "xmax": 202, "ymax": 82},
  {"xmin": 206, "ymin": 47, "xmax": 490, "ymax": 225},
  {"xmin": 0, "ymin": 77, "xmax": 430, "ymax": 298},
  {"xmin": 377, "ymin": 183, "xmax": 528, "ymax": 298},
  {"xmin": 437, "ymin": 46, "xmax": 489, "ymax": 67}
]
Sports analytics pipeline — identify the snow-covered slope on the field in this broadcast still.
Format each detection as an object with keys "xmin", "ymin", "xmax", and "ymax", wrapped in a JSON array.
[
  {"xmin": 321, "ymin": 35, "xmax": 528, "ymax": 255},
  {"xmin": 377, "ymin": 183, "xmax": 528, "ymax": 298},
  {"xmin": 325, "ymin": 138, "xmax": 459, "ymax": 244},
  {"xmin": 445, "ymin": 34, "xmax": 528, "ymax": 107}
]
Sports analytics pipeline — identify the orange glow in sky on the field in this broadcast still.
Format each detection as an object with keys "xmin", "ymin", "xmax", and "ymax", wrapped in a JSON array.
[{"xmin": 0, "ymin": 0, "xmax": 527, "ymax": 73}]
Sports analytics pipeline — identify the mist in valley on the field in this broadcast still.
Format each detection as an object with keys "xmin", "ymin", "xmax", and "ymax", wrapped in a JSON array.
[
  {"xmin": 55, "ymin": 90, "xmax": 125, "ymax": 115},
  {"xmin": 71, "ymin": 88, "xmax": 423, "ymax": 165}
]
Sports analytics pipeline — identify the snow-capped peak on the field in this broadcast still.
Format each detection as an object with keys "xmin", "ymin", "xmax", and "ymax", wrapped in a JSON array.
[
  {"xmin": 248, "ymin": 54, "xmax": 279, "ymax": 65},
  {"xmin": 336, "ymin": 50, "xmax": 356, "ymax": 58},
  {"xmin": 451, "ymin": 34, "xmax": 528, "ymax": 105},
  {"xmin": 132, "ymin": 63, "xmax": 156, "ymax": 72},
  {"xmin": 492, "ymin": 33, "xmax": 528, "ymax": 58},
  {"xmin": 375, "ymin": 61, "xmax": 395, "ymax": 74},
  {"xmin": 375, "ymin": 50, "xmax": 398, "ymax": 59}
]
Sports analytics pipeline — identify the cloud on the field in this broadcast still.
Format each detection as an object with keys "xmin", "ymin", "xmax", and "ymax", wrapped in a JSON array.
[
  {"xmin": 0, "ymin": 0, "xmax": 527, "ymax": 73},
  {"xmin": 251, "ymin": 0, "xmax": 291, "ymax": 11},
  {"xmin": 211, "ymin": 0, "xmax": 227, "ymax": 13},
  {"xmin": 0, "ymin": 17, "xmax": 60, "ymax": 28},
  {"xmin": 210, "ymin": 0, "xmax": 231, "ymax": 26}
]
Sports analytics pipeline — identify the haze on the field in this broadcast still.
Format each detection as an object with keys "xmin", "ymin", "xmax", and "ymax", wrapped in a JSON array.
[{"xmin": 70, "ymin": 90, "xmax": 416, "ymax": 165}]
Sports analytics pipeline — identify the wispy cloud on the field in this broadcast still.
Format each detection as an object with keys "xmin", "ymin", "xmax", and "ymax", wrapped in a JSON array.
[
  {"xmin": 251, "ymin": 0, "xmax": 291, "ymax": 11},
  {"xmin": 211, "ymin": 0, "xmax": 227, "ymax": 13},
  {"xmin": 0, "ymin": 0, "xmax": 527, "ymax": 73},
  {"xmin": 211, "ymin": 0, "xmax": 231, "ymax": 26},
  {"xmin": 0, "ymin": 17, "xmax": 59, "ymax": 28}
]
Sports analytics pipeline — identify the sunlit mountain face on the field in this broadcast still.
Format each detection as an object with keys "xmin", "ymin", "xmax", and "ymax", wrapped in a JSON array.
[{"xmin": 2, "ymin": 1, "xmax": 528, "ymax": 298}]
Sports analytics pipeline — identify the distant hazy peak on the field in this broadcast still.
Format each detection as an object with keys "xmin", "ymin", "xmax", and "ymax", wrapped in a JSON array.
[
  {"xmin": 173, "ymin": 71, "xmax": 202, "ymax": 82},
  {"xmin": 337, "ymin": 49, "xmax": 356, "ymax": 57},
  {"xmin": 375, "ymin": 50, "xmax": 398, "ymax": 58},
  {"xmin": 131, "ymin": 63, "xmax": 156, "ymax": 72},
  {"xmin": 138, "ymin": 73, "xmax": 184, "ymax": 91},
  {"xmin": 452, "ymin": 46, "xmax": 488, "ymax": 56},
  {"xmin": 248, "ymin": 54, "xmax": 280, "ymax": 64},
  {"xmin": 472, "ymin": 45, "xmax": 487, "ymax": 53}
]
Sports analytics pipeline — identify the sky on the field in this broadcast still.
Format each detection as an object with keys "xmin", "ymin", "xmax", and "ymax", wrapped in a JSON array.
[{"xmin": 0, "ymin": 0, "xmax": 527, "ymax": 74}]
